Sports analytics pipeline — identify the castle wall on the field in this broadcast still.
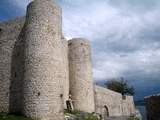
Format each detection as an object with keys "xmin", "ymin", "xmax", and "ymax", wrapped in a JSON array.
[
  {"xmin": 94, "ymin": 85, "xmax": 135, "ymax": 117},
  {"xmin": 0, "ymin": 18, "xmax": 69, "ymax": 114},
  {"xmin": 22, "ymin": 0, "xmax": 64, "ymax": 120},
  {"xmin": 121, "ymin": 96, "xmax": 135, "ymax": 116},
  {"xmin": 0, "ymin": 0, "xmax": 136, "ymax": 119},
  {"xmin": 145, "ymin": 95, "xmax": 160, "ymax": 120},
  {"xmin": 0, "ymin": 17, "xmax": 24, "ymax": 113},
  {"xmin": 95, "ymin": 85, "xmax": 122, "ymax": 117},
  {"xmin": 61, "ymin": 37, "xmax": 69, "ymax": 108},
  {"xmin": 68, "ymin": 38, "xmax": 95, "ymax": 113}
]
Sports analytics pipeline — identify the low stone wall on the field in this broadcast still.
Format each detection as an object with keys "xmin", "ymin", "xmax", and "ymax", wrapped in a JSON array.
[
  {"xmin": 121, "ymin": 96, "xmax": 135, "ymax": 116},
  {"xmin": 95, "ymin": 85, "xmax": 123, "ymax": 117},
  {"xmin": 94, "ymin": 85, "xmax": 135, "ymax": 117}
]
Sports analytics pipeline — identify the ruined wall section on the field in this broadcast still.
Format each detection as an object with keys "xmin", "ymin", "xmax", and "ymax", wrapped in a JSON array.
[
  {"xmin": 94, "ymin": 85, "xmax": 135, "ymax": 117},
  {"xmin": 22, "ymin": 0, "xmax": 64, "ymax": 119},
  {"xmin": 0, "ymin": 17, "xmax": 24, "ymax": 113},
  {"xmin": 61, "ymin": 37, "xmax": 69, "ymax": 109},
  {"xmin": 145, "ymin": 95, "xmax": 160, "ymax": 120},
  {"xmin": 95, "ymin": 85, "xmax": 122, "ymax": 117},
  {"xmin": 68, "ymin": 38, "xmax": 95, "ymax": 113},
  {"xmin": 121, "ymin": 96, "xmax": 135, "ymax": 116}
]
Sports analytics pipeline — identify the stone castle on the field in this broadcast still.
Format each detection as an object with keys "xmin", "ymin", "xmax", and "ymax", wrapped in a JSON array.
[{"xmin": 0, "ymin": 0, "xmax": 136, "ymax": 119}]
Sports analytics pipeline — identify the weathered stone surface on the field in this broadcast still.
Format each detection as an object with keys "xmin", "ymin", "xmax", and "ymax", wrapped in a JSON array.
[
  {"xmin": 145, "ymin": 94, "xmax": 160, "ymax": 120},
  {"xmin": 95, "ymin": 86, "xmax": 123, "ymax": 117},
  {"xmin": 95, "ymin": 85, "xmax": 135, "ymax": 118},
  {"xmin": 61, "ymin": 37, "xmax": 69, "ymax": 109},
  {"xmin": 68, "ymin": 38, "xmax": 95, "ymax": 113},
  {"xmin": 0, "ymin": 0, "xmax": 136, "ymax": 119},
  {"xmin": 22, "ymin": 0, "xmax": 64, "ymax": 120},
  {"xmin": 0, "ymin": 17, "xmax": 25, "ymax": 113},
  {"xmin": 121, "ymin": 96, "xmax": 135, "ymax": 116}
]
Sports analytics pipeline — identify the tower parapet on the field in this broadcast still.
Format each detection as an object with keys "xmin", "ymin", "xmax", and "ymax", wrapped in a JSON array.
[
  {"xmin": 68, "ymin": 38, "xmax": 95, "ymax": 113},
  {"xmin": 22, "ymin": 0, "xmax": 64, "ymax": 119}
]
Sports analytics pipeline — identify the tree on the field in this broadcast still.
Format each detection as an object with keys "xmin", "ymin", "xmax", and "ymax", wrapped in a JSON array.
[{"xmin": 105, "ymin": 78, "xmax": 135, "ymax": 96}]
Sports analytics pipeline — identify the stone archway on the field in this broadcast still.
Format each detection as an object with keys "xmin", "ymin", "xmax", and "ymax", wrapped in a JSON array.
[
  {"xmin": 102, "ymin": 105, "xmax": 109, "ymax": 119},
  {"xmin": 104, "ymin": 105, "xmax": 109, "ymax": 117}
]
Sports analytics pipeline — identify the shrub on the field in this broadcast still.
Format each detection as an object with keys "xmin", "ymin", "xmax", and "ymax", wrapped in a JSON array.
[
  {"xmin": 105, "ymin": 78, "xmax": 135, "ymax": 96},
  {"xmin": 83, "ymin": 113, "xmax": 99, "ymax": 120},
  {"xmin": 64, "ymin": 110, "xmax": 99, "ymax": 120},
  {"xmin": 128, "ymin": 116, "xmax": 140, "ymax": 120},
  {"xmin": 0, "ymin": 113, "xmax": 33, "ymax": 120}
]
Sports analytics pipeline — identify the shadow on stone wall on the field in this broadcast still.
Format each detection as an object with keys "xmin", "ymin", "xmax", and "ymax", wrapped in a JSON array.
[{"xmin": 9, "ymin": 27, "xmax": 26, "ymax": 115}]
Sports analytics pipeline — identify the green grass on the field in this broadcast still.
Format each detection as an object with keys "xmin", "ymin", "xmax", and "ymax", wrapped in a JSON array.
[
  {"xmin": 64, "ymin": 109, "xmax": 81, "ymax": 115},
  {"xmin": 64, "ymin": 110, "xmax": 99, "ymax": 120},
  {"xmin": 0, "ymin": 113, "xmax": 33, "ymax": 120},
  {"xmin": 82, "ymin": 114, "xmax": 99, "ymax": 120},
  {"xmin": 128, "ymin": 116, "xmax": 140, "ymax": 120}
]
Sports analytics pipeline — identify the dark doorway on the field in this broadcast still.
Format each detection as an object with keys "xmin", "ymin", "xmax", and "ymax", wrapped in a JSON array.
[{"xmin": 103, "ymin": 105, "xmax": 109, "ymax": 117}]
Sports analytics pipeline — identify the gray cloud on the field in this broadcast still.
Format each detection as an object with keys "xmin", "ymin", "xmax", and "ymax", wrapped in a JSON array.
[
  {"xmin": 7, "ymin": 0, "xmax": 160, "ymax": 87},
  {"xmin": 108, "ymin": 0, "xmax": 160, "ymax": 16}
]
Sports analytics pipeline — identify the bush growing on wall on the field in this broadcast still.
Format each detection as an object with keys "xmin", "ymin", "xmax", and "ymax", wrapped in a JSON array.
[{"xmin": 105, "ymin": 78, "xmax": 135, "ymax": 95}]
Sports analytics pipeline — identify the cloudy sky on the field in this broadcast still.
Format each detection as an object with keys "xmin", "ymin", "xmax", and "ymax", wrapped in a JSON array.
[{"xmin": 1, "ymin": 0, "xmax": 160, "ymax": 100}]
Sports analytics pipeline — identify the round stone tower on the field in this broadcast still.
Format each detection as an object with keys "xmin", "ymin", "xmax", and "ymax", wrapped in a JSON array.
[
  {"xmin": 22, "ymin": 0, "xmax": 64, "ymax": 120},
  {"xmin": 68, "ymin": 38, "xmax": 95, "ymax": 113}
]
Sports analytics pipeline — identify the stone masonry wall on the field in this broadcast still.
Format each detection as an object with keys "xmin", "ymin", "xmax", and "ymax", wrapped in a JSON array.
[
  {"xmin": 0, "ymin": 0, "xmax": 136, "ymax": 119},
  {"xmin": 95, "ymin": 85, "xmax": 123, "ymax": 117},
  {"xmin": 121, "ymin": 96, "xmax": 135, "ymax": 116},
  {"xmin": 22, "ymin": 0, "xmax": 64, "ymax": 120},
  {"xmin": 94, "ymin": 85, "xmax": 135, "ymax": 117},
  {"xmin": 0, "ymin": 16, "xmax": 69, "ymax": 115},
  {"xmin": 68, "ymin": 38, "xmax": 95, "ymax": 113},
  {"xmin": 145, "ymin": 95, "xmax": 160, "ymax": 120},
  {"xmin": 0, "ymin": 17, "xmax": 24, "ymax": 113},
  {"xmin": 61, "ymin": 36, "xmax": 69, "ymax": 109},
  {"xmin": 0, "ymin": 17, "xmax": 68, "ymax": 118}
]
